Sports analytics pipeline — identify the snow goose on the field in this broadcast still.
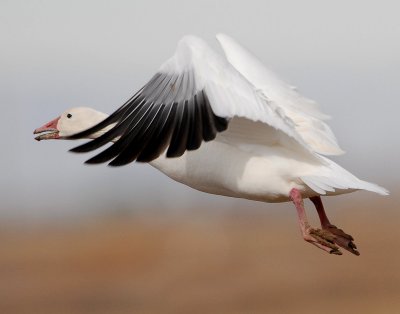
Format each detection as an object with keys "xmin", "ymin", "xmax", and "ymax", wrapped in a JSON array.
[{"xmin": 34, "ymin": 34, "xmax": 388, "ymax": 255}]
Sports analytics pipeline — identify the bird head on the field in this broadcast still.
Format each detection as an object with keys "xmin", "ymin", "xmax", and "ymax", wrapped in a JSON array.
[{"xmin": 34, "ymin": 107, "xmax": 108, "ymax": 141}]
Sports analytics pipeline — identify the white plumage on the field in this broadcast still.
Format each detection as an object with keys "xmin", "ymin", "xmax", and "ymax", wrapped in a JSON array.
[
  {"xmin": 152, "ymin": 34, "xmax": 387, "ymax": 200},
  {"xmin": 34, "ymin": 34, "xmax": 388, "ymax": 255}
]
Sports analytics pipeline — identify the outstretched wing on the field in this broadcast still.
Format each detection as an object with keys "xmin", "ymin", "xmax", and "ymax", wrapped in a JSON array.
[
  {"xmin": 216, "ymin": 33, "xmax": 344, "ymax": 156},
  {"xmin": 68, "ymin": 72, "xmax": 228, "ymax": 165},
  {"xmin": 68, "ymin": 35, "xmax": 313, "ymax": 166}
]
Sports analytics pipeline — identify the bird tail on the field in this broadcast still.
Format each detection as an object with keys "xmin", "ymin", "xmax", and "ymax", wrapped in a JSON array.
[
  {"xmin": 301, "ymin": 175, "xmax": 389, "ymax": 196},
  {"xmin": 301, "ymin": 156, "xmax": 389, "ymax": 196}
]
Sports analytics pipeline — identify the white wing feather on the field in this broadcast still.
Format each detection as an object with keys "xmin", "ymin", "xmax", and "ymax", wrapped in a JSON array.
[
  {"xmin": 158, "ymin": 35, "xmax": 387, "ymax": 196},
  {"xmin": 216, "ymin": 33, "xmax": 344, "ymax": 156},
  {"xmin": 159, "ymin": 36, "xmax": 316, "ymax": 156}
]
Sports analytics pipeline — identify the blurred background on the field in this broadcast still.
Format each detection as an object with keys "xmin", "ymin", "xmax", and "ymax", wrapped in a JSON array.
[{"xmin": 1, "ymin": 0, "xmax": 399, "ymax": 313}]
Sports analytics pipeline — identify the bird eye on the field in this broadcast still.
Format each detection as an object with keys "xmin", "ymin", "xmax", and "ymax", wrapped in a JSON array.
[{"xmin": 67, "ymin": 113, "xmax": 72, "ymax": 118}]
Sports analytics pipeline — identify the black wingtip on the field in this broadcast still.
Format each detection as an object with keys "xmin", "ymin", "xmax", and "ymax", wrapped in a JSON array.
[
  {"xmin": 83, "ymin": 160, "xmax": 98, "ymax": 165},
  {"xmin": 84, "ymin": 157, "xmax": 104, "ymax": 165},
  {"xmin": 83, "ymin": 151, "xmax": 117, "ymax": 165},
  {"xmin": 107, "ymin": 159, "xmax": 131, "ymax": 167},
  {"xmin": 69, "ymin": 145, "xmax": 90, "ymax": 153}
]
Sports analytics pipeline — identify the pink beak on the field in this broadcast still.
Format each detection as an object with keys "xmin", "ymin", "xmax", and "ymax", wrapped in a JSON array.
[{"xmin": 33, "ymin": 116, "xmax": 61, "ymax": 141}]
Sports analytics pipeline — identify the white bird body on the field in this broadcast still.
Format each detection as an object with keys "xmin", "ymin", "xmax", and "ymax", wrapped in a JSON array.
[
  {"xmin": 34, "ymin": 34, "xmax": 388, "ymax": 255},
  {"xmin": 150, "ymin": 138, "xmax": 317, "ymax": 203},
  {"xmin": 151, "ymin": 122, "xmax": 380, "ymax": 203}
]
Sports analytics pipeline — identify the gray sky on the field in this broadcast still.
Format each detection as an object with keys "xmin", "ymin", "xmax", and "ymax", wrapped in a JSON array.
[{"xmin": 1, "ymin": 0, "xmax": 399, "ymax": 221}]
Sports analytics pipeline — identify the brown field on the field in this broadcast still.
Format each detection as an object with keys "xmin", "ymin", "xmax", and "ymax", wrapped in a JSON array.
[{"xmin": 1, "ymin": 195, "xmax": 399, "ymax": 314}]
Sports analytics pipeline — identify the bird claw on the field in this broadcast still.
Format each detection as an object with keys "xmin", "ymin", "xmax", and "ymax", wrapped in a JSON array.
[
  {"xmin": 303, "ymin": 227, "xmax": 342, "ymax": 255},
  {"xmin": 324, "ymin": 224, "xmax": 360, "ymax": 256}
]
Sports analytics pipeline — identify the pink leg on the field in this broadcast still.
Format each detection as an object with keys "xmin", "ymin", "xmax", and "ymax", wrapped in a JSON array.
[
  {"xmin": 290, "ymin": 189, "xmax": 341, "ymax": 255},
  {"xmin": 310, "ymin": 196, "xmax": 360, "ymax": 256},
  {"xmin": 309, "ymin": 196, "xmax": 331, "ymax": 227}
]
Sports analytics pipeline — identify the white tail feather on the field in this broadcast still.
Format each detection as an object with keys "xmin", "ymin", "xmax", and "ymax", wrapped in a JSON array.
[
  {"xmin": 301, "ymin": 156, "xmax": 389, "ymax": 196},
  {"xmin": 302, "ymin": 175, "xmax": 389, "ymax": 196}
]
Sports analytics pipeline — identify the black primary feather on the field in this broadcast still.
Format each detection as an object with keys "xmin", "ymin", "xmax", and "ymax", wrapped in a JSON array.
[{"xmin": 69, "ymin": 71, "xmax": 229, "ymax": 165}]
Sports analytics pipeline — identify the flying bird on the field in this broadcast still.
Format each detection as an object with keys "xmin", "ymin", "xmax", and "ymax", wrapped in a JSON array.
[{"xmin": 34, "ymin": 34, "xmax": 388, "ymax": 255}]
